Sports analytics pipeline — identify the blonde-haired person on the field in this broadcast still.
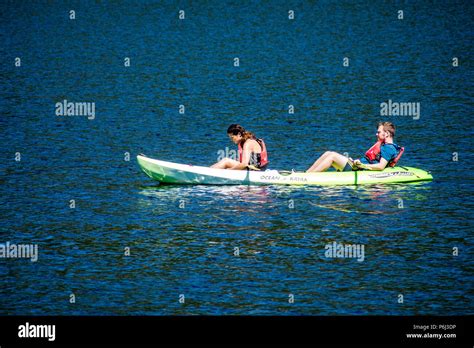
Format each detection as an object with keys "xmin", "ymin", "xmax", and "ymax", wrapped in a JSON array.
[{"xmin": 306, "ymin": 122, "xmax": 404, "ymax": 172}]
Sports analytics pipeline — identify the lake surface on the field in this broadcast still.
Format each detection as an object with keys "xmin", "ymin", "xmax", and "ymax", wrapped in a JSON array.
[{"xmin": 0, "ymin": 0, "xmax": 473, "ymax": 315}]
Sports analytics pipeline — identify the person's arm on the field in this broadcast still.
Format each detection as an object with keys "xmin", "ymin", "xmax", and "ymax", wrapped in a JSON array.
[
  {"xmin": 227, "ymin": 144, "xmax": 249, "ymax": 170},
  {"xmin": 229, "ymin": 141, "xmax": 253, "ymax": 170},
  {"xmin": 354, "ymin": 158, "xmax": 388, "ymax": 171}
]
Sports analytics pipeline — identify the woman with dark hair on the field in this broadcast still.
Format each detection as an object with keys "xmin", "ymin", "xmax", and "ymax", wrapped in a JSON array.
[{"xmin": 211, "ymin": 124, "xmax": 269, "ymax": 170}]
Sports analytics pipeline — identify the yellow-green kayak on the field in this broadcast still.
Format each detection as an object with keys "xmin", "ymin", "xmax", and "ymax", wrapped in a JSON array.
[{"xmin": 137, "ymin": 155, "xmax": 433, "ymax": 186}]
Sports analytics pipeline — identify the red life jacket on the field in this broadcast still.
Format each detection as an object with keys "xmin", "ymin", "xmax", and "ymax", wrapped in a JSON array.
[
  {"xmin": 389, "ymin": 145, "xmax": 404, "ymax": 167},
  {"xmin": 365, "ymin": 141, "xmax": 404, "ymax": 167},
  {"xmin": 365, "ymin": 140, "xmax": 383, "ymax": 162},
  {"xmin": 238, "ymin": 138, "xmax": 269, "ymax": 167}
]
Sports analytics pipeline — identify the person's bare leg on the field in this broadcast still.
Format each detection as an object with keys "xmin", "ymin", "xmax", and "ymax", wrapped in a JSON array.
[
  {"xmin": 211, "ymin": 158, "xmax": 241, "ymax": 169},
  {"xmin": 307, "ymin": 152, "xmax": 348, "ymax": 172},
  {"xmin": 220, "ymin": 158, "xmax": 241, "ymax": 169},
  {"xmin": 306, "ymin": 151, "xmax": 332, "ymax": 172},
  {"xmin": 330, "ymin": 153, "xmax": 349, "ymax": 171},
  {"xmin": 211, "ymin": 158, "xmax": 229, "ymax": 169},
  {"xmin": 307, "ymin": 155, "xmax": 334, "ymax": 172}
]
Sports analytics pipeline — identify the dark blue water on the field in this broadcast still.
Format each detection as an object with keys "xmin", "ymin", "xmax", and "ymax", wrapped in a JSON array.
[{"xmin": 1, "ymin": 1, "xmax": 473, "ymax": 315}]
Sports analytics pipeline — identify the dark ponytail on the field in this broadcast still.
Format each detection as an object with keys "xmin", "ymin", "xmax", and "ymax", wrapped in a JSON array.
[{"xmin": 227, "ymin": 124, "xmax": 256, "ymax": 142}]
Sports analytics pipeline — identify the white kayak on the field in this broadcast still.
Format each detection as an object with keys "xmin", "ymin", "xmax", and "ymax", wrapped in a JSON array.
[{"xmin": 137, "ymin": 155, "xmax": 433, "ymax": 186}]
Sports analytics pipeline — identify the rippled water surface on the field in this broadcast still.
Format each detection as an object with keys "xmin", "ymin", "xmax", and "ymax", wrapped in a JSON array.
[{"xmin": 0, "ymin": 1, "xmax": 473, "ymax": 315}]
